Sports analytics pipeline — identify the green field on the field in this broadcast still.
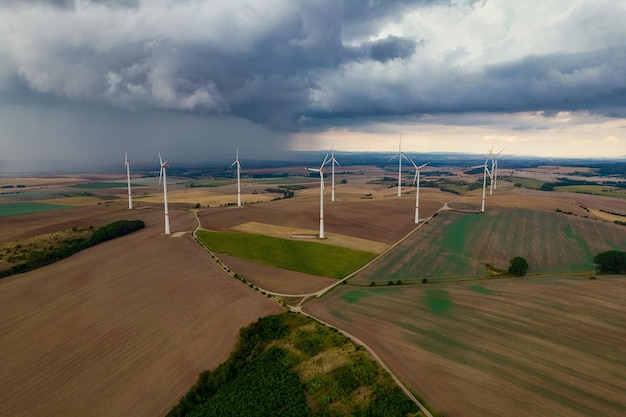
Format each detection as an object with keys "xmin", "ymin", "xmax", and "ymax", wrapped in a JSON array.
[
  {"xmin": 353, "ymin": 208, "xmax": 626, "ymax": 283},
  {"xmin": 554, "ymin": 184, "xmax": 626, "ymax": 198},
  {"xmin": 196, "ymin": 230, "xmax": 376, "ymax": 278},
  {"xmin": 72, "ymin": 182, "xmax": 144, "ymax": 189},
  {"xmin": 0, "ymin": 202, "xmax": 70, "ymax": 218},
  {"xmin": 510, "ymin": 176, "xmax": 545, "ymax": 189}
]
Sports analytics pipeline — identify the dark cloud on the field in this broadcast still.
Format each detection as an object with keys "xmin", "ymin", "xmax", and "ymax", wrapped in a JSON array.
[{"xmin": 0, "ymin": 0, "xmax": 625, "ymax": 165}]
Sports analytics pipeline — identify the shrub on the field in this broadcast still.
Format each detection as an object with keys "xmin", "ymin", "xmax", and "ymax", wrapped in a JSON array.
[
  {"xmin": 508, "ymin": 256, "xmax": 529, "ymax": 276},
  {"xmin": 593, "ymin": 251, "xmax": 626, "ymax": 274},
  {"xmin": 369, "ymin": 281, "xmax": 376, "ymax": 286},
  {"xmin": 422, "ymin": 278, "xmax": 428, "ymax": 284}
]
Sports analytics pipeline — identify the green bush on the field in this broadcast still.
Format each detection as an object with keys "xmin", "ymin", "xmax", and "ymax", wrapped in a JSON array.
[
  {"xmin": 508, "ymin": 256, "xmax": 529, "ymax": 276},
  {"xmin": 594, "ymin": 251, "xmax": 626, "ymax": 274}
]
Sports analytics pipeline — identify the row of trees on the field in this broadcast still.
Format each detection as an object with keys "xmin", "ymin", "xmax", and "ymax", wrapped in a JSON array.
[
  {"xmin": 506, "ymin": 251, "xmax": 626, "ymax": 277},
  {"xmin": 0, "ymin": 220, "xmax": 145, "ymax": 279}
]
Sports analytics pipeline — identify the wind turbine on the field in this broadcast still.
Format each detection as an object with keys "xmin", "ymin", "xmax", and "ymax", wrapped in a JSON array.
[
  {"xmin": 307, "ymin": 153, "xmax": 329, "ymax": 239},
  {"xmin": 409, "ymin": 158, "xmax": 429, "ymax": 223},
  {"xmin": 230, "ymin": 146, "xmax": 242, "ymax": 207},
  {"xmin": 491, "ymin": 148, "xmax": 505, "ymax": 192},
  {"xmin": 324, "ymin": 143, "xmax": 341, "ymax": 202},
  {"xmin": 124, "ymin": 150, "xmax": 132, "ymax": 210},
  {"xmin": 158, "ymin": 152, "xmax": 170, "ymax": 235},
  {"xmin": 388, "ymin": 134, "xmax": 410, "ymax": 197},
  {"xmin": 470, "ymin": 155, "xmax": 492, "ymax": 213}
]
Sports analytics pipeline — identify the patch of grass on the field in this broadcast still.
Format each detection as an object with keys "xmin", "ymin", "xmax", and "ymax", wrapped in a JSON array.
[
  {"xmin": 425, "ymin": 288, "xmax": 453, "ymax": 315},
  {"xmin": 554, "ymin": 184, "xmax": 626, "ymax": 198},
  {"xmin": 197, "ymin": 230, "xmax": 376, "ymax": 278},
  {"xmin": 341, "ymin": 290, "xmax": 371, "ymax": 304},
  {"xmin": 467, "ymin": 285, "xmax": 495, "ymax": 294},
  {"xmin": 510, "ymin": 176, "xmax": 546, "ymax": 189},
  {"xmin": 0, "ymin": 202, "xmax": 70, "ymax": 218}
]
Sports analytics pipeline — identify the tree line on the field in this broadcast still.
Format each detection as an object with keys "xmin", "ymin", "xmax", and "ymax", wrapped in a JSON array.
[{"xmin": 0, "ymin": 220, "xmax": 145, "ymax": 279}]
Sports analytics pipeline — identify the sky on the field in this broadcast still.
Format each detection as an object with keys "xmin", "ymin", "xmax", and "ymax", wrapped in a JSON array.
[{"xmin": 1, "ymin": 0, "xmax": 625, "ymax": 171}]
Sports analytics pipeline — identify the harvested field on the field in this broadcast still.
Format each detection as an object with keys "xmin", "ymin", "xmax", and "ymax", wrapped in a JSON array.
[
  {"xmin": 305, "ymin": 276, "xmax": 626, "ymax": 417},
  {"xmin": 198, "ymin": 188, "xmax": 449, "ymax": 245},
  {"xmin": 138, "ymin": 184, "xmax": 277, "ymax": 207},
  {"xmin": 0, "ymin": 209, "xmax": 283, "ymax": 417},
  {"xmin": 231, "ymin": 221, "xmax": 390, "ymax": 253},
  {"xmin": 450, "ymin": 182, "xmax": 626, "ymax": 215}
]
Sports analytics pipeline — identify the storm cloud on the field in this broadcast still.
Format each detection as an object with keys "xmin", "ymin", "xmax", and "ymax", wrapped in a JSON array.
[{"xmin": 1, "ymin": 0, "xmax": 625, "ymax": 165}]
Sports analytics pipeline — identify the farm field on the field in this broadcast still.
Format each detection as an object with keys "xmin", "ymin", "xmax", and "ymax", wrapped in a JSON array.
[
  {"xmin": 198, "ymin": 188, "xmax": 448, "ymax": 245},
  {"xmin": 353, "ymin": 206, "xmax": 626, "ymax": 284},
  {"xmin": 197, "ymin": 230, "xmax": 376, "ymax": 279},
  {"xmin": 0, "ymin": 201, "xmax": 70, "ymax": 218},
  {"xmin": 0, "ymin": 206, "xmax": 282, "ymax": 417},
  {"xmin": 3, "ymin": 167, "xmax": 626, "ymax": 417},
  {"xmin": 305, "ymin": 275, "xmax": 626, "ymax": 417}
]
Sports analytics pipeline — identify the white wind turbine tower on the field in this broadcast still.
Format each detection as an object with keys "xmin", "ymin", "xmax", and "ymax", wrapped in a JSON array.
[
  {"xmin": 409, "ymin": 158, "xmax": 429, "ymax": 223},
  {"xmin": 492, "ymin": 148, "xmax": 505, "ymax": 192},
  {"xmin": 125, "ymin": 150, "xmax": 132, "ymax": 210},
  {"xmin": 230, "ymin": 146, "xmax": 242, "ymax": 207},
  {"xmin": 470, "ymin": 155, "xmax": 492, "ymax": 213},
  {"xmin": 388, "ymin": 134, "xmax": 410, "ymax": 197},
  {"xmin": 158, "ymin": 152, "xmax": 170, "ymax": 235},
  {"xmin": 325, "ymin": 143, "xmax": 341, "ymax": 202},
  {"xmin": 307, "ymin": 153, "xmax": 329, "ymax": 239}
]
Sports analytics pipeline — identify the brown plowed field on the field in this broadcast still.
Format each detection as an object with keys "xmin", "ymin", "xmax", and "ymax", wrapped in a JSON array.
[
  {"xmin": 305, "ymin": 276, "xmax": 626, "ymax": 417},
  {"xmin": 0, "ymin": 205, "xmax": 282, "ymax": 417},
  {"xmin": 198, "ymin": 188, "xmax": 448, "ymax": 245},
  {"xmin": 451, "ymin": 184, "xmax": 626, "ymax": 216}
]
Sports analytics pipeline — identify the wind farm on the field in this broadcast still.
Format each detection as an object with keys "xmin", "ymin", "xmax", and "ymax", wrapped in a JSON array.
[{"xmin": 1, "ymin": 150, "xmax": 626, "ymax": 417}]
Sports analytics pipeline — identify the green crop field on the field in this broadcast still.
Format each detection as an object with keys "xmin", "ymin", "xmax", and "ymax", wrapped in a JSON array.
[
  {"xmin": 0, "ymin": 202, "xmax": 71, "ymax": 218},
  {"xmin": 353, "ymin": 208, "xmax": 626, "ymax": 283},
  {"xmin": 196, "ymin": 230, "xmax": 376, "ymax": 278},
  {"xmin": 72, "ymin": 182, "xmax": 144, "ymax": 189},
  {"xmin": 510, "ymin": 176, "xmax": 545, "ymax": 189},
  {"xmin": 554, "ymin": 184, "xmax": 626, "ymax": 198}
]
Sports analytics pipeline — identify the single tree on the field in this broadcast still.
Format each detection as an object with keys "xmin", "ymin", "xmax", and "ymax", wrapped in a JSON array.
[{"xmin": 508, "ymin": 256, "xmax": 529, "ymax": 276}]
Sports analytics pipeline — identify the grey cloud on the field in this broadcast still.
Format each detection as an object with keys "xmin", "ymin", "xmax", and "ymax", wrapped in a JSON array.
[
  {"xmin": 1, "ymin": 0, "xmax": 625, "ymax": 137},
  {"xmin": 344, "ymin": 35, "xmax": 419, "ymax": 63}
]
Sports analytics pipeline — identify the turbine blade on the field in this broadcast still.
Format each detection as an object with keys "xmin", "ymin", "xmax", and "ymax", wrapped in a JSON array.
[{"xmin": 320, "ymin": 153, "xmax": 329, "ymax": 169}]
